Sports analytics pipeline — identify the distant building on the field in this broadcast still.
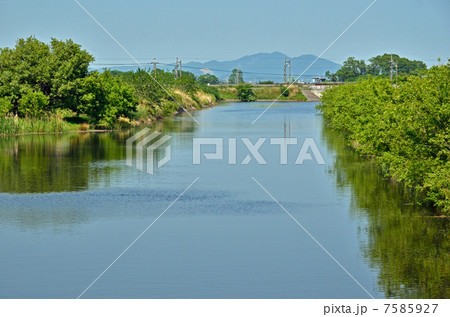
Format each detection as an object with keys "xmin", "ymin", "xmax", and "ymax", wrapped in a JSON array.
[{"xmin": 312, "ymin": 76, "xmax": 327, "ymax": 84}]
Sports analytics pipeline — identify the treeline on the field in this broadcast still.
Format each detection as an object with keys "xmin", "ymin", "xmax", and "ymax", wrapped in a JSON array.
[
  {"xmin": 217, "ymin": 84, "xmax": 306, "ymax": 101},
  {"xmin": 326, "ymin": 54, "xmax": 428, "ymax": 82},
  {"xmin": 0, "ymin": 36, "xmax": 219, "ymax": 134},
  {"xmin": 317, "ymin": 63, "xmax": 450, "ymax": 213}
]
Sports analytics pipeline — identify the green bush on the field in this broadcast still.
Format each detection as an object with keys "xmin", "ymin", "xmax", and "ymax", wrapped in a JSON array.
[
  {"xmin": 0, "ymin": 97, "xmax": 13, "ymax": 116},
  {"xmin": 75, "ymin": 71, "xmax": 137, "ymax": 127},
  {"xmin": 236, "ymin": 84, "xmax": 256, "ymax": 102},
  {"xmin": 317, "ymin": 64, "xmax": 450, "ymax": 213},
  {"xmin": 17, "ymin": 89, "xmax": 49, "ymax": 117},
  {"xmin": 199, "ymin": 85, "xmax": 221, "ymax": 100},
  {"xmin": 279, "ymin": 85, "xmax": 290, "ymax": 97}
]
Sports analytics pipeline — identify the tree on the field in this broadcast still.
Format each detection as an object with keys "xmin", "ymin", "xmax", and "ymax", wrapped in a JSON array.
[
  {"xmin": 228, "ymin": 69, "xmax": 244, "ymax": 84},
  {"xmin": 174, "ymin": 71, "xmax": 198, "ymax": 94},
  {"xmin": 236, "ymin": 84, "xmax": 256, "ymax": 102},
  {"xmin": 332, "ymin": 57, "xmax": 366, "ymax": 82},
  {"xmin": 74, "ymin": 71, "xmax": 136, "ymax": 127},
  {"xmin": 48, "ymin": 38, "xmax": 94, "ymax": 108},
  {"xmin": 0, "ymin": 36, "xmax": 94, "ymax": 112},
  {"xmin": 325, "ymin": 71, "xmax": 337, "ymax": 82},
  {"xmin": 197, "ymin": 74, "xmax": 219, "ymax": 85},
  {"xmin": 0, "ymin": 97, "xmax": 13, "ymax": 116},
  {"xmin": 115, "ymin": 69, "xmax": 166, "ymax": 104},
  {"xmin": 17, "ymin": 89, "xmax": 49, "ymax": 117},
  {"xmin": 368, "ymin": 54, "xmax": 427, "ymax": 77}
]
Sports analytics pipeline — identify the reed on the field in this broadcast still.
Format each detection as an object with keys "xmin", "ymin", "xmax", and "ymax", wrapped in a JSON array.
[{"xmin": 0, "ymin": 115, "xmax": 78, "ymax": 135}]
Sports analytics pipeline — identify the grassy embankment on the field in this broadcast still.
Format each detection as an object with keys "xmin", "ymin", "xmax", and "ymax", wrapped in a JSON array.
[
  {"xmin": 0, "ymin": 36, "xmax": 218, "ymax": 136},
  {"xmin": 217, "ymin": 85, "xmax": 306, "ymax": 101},
  {"xmin": 317, "ymin": 63, "xmax": 450, "ymax": 214},
  {"xmin": 0, "ymin": 89, "xmax": 216, "ymax": 135}
]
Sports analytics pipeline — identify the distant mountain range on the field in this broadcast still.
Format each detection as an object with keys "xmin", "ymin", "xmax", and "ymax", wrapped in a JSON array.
[{"xmin": 100, "ymin": 51, "xmax": 341, "ymax": 83}]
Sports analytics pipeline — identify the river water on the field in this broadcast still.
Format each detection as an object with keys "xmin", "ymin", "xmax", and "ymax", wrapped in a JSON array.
[{"xmin": 0, "ymin": 102, "xmax": 447, "ymax": 298}]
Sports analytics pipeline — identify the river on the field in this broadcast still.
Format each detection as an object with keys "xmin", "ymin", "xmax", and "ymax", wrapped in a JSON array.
[{"xmin": 0, "ymin": 101, "xmax": 447, "ymax": 298}]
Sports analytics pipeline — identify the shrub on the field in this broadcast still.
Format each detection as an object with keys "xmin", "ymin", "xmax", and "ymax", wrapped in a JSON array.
[
  {"xmin": 279, "ymin": 85, "xmax": 290, "ymax": 97},
  {"xmin": 17, "ymin": 89, "xmax": 49, "ymax": 117},
  {"xmin": 236, "ymin": 84, "xmax": 256, "ymax": 102},
  {"xmin": 0, "ymin": 97, "xmax": 13, "ymax": 116},
  {"xmin": 317, "ymin": 64, "xmax": 450, "ymax": 213}
]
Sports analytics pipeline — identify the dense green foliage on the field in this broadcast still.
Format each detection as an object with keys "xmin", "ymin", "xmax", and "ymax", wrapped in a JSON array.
[
  {"xmin": 112, "ymin": 68, "xmax": 217, "ymax": 121},
  {"xmin": 279, "ymin": 85, "xmax": 290, "ymax": 97},
  {"xmin": 0, "ymin": 36, "xmax": 136, "ymax": 127},
  {"xmin": 228, "ymin": 69, "xmax": 244, "ymax": 84},
  {"xmin": 236, "ymin": 84, "xmax": 256, "ymax": 102},
  {"xmin": 317, "ymin": 64, "xmax": 450, "ymax": 213},
  {"xmin": 0, "ymin": 37, "xmax": 218, "ymax": 134},
  {"xmin": 326, "ymin": 54, "xmax": 428, "ymax": 82},
  {"xmin": 197, "ymin": 74, "xmax": 219, "ymax": 85},
  {"xmin": 216, "ymin": 85, "xmax": 306, "ymax": 101}
]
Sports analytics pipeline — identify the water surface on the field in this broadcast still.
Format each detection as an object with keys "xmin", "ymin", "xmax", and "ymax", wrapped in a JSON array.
[{"xmin": 0, "ymin": 102, "xmax": 447, "ymax": 298}]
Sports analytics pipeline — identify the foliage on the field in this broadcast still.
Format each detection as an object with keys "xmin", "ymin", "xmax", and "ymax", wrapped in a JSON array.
[
  {"xmin": 327, "ymin": 57, "xmax": 366, "ymax": 82},
  {"xmin": 0, "ymin": 37, "xmax": 218, "ymax": 133},
  {"xmin": 236, "ymin": 84, "xmax": 256, "ymax": 102},
  {"xmin": 317, "ymin": 64, "xmax": 450, "ymax": 213},
  {"xmin": 259, "ymin": 80, "xmax": 274, "ymax": 84},
  {"xmin": 368, "ymin": 54, "xmax": 427, "ymax": 77},
  {"xmin": 326, "ymin": 54, "xmax": 428, "ymax": 82},
  {"xmin": 174, "ymin": 71, "xmax": 198, "ymax": 94},
  {"xmin": 0, "ymin": 114, "xmax": 77, "ymax": 135},
  {"xmin": 199, "ymin": 85, "xmax": 221, "ymax": 100},
  {"xmin": 216, "ymin": 87, "xmax": 238, "ymax": 100},
  {"xmin": 228, "ymin": 69, "xmax": 244, "ymax": 84},
  {"xmin": 0, "ymin": 97, "xmax": 13, "ymax": 116},
  {"xmin": 74, "ymin": 71, "xmax": 137, "ymax": 127},
  {"xmin": 17, "ymin": 89, "xmax": 49, "ymax": 117},
  {"xmin": 197, "ymin": 74, "xmax": 219, "ymax": 85},
  {"xmin": 279, "ymin": 85, "xmax": 290, "ymax": 97},
  {"xmin": 114, "ymin": 68, "xmax": 166, "ymax": 104},
  {"xmin": 0, "ymin": 36, "xmax": 94, "ymax": 112}
]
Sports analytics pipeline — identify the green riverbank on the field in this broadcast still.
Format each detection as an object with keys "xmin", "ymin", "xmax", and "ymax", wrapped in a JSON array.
[
  {"xmin": 217, "ymin": 85, "xmax": 307, "ymax": 101},
  {"xmin": 0, "ymin": 37, "xmax": 218, "ymax": 136},
  {"xmin": 317, "ymin": 63, "xmax": 450, "ymax": 214}
]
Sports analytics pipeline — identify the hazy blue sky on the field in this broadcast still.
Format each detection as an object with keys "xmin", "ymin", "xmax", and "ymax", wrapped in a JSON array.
[{"xmin": 1, "ymin": 0, "xmax": 449, "ymax": 65}]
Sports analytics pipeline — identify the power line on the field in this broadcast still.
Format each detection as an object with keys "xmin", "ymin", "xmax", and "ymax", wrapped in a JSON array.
[{"xmin": 93, "ymin": 61, "xmax": 319, "ymax": 77}]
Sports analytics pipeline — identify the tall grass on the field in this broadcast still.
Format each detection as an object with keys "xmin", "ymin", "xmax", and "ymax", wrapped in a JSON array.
[
  {"xmin": 217, "ymin": 85, "xmax": 307, "ymax": 101},
  {"xmin": 0, "ymin": 115, "xmax": 78, "ymax": 135}
]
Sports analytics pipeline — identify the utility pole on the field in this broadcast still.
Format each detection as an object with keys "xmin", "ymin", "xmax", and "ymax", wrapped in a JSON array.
[
  {"xmin": 151, "ymin": 58, "xmax": 158, "ymax": 78},
  {"xmin": 284, "ymin": 57, "xmax": 291, "ymax": 84},
  {"xmin": 390, "ymin": 54, "xmax": 393, "ymax": 81},
  {"xmin": 235, "ymin": 70, "xmax": 239, "ymax": 85},
  {"xmin": 174, "ymin": 57, "xmax": 179, "ymax": 79},
  {"xmin": 395, "ymin": 62, "xmax": 398, "ymax": 84},
  {"xmin": 178, "ymin": 59, "xmax": 182, "ymax": 78},
  {"xmin": 288, "ymin": 60, "xmax": 291, "ymax": 84}
]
